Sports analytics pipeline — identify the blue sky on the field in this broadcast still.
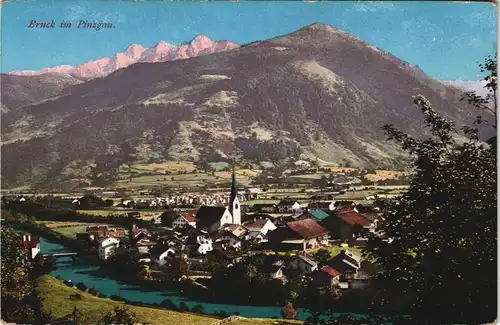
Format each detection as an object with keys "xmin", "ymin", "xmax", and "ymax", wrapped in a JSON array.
[{"xmin": 1, "ymin": 1, "xmax": 497, "ymax": 80}]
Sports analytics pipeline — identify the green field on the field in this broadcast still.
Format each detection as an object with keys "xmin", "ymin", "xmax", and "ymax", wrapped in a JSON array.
[
  {"xmin": 36, "ymin": 275, "xmax": 217, "ymax": 325},
  {"xmin": 36, "ymin": 275, "xmax": 300, "ymax": 325},
  {"xmin": 52, "ymin": 226, "xmax": 87, "ymax": 239},
  {"xmin": 113, "ymin": 172, "xmax": 253, "ymax": 189},
  {"xmin": 76, "ymin": 209, "xmax": 128, "ymax": 216}
]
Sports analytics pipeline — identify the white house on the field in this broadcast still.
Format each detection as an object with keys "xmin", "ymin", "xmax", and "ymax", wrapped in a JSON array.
[
  {"xmin": 172, "ymin": 214, "xmax": 197, "ymax": 229},
  {"xmin": 98, "ymin": 237, "xmax": 120, "ymax": 260},
  {"xmin": 213, "ymin": 230, "xmax": 242, "ymax": 250},
  {"xmin": 277, "ymin": 200, "xmax": 303, "ymax": 213},
  {"xmin": 288, "ymin": 254, "xmax": 319, "ymax": 273},
  {"xmin": 153, "ymin": 247, "xmax": 176, "ymax": 268},
  {"xmin": 243, "ymin": 218, "xmax": 277, "ymax": 242},
  {"xmin": 244, "ymin": 218, "xmax": 277, "ymax": 235}
]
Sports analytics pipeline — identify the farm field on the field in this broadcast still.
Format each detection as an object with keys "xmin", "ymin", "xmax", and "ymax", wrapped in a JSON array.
[
  {"xmin": 52, "ymin": 226, "xmax": 87, "ymax": 239},
  {"xmin": 113, "ymin": 172, "xmax": 253, "ymax": 189},
  {"xmin": 75, "ymin": 209, "xmax": 163, "ymax": 220}
]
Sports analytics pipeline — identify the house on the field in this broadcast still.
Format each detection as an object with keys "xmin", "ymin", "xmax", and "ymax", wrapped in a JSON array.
[
  {"xmin": 244, "ymin": 188, "xmax": 263, "ymax": 200},
  {"xmin": 288, "ymin": 254, "xmax": 319, "ymax": 273},
  {"xmin": 184, "ymin": 228, "xmax": 213, "ymax": 255},
  {"xmin": 150, "ymin": 244, "xmax": 176, "ymax": 268},
  {"xmin": 275, "ymin": 219, "xmax": 329, "ymax": 250},
  {"xmin": 252, "ymin": 204, "xmax": 277, "ymax": 213},
  {"xmin": 213, "ymin": 230, "xmax": 242, "ymax": 250},
  {"xmin": 243, "ymin": 218, "xmax": 277, "ymax": 240},
  {"xmin": 267, "ymin": 262, "xmax": 287, "ymax": 283},
  {"xmin": 135, "ymin": 200, "xmax": 151, "ymax": 209},
  {"xmin": 195, "ymin": 206, "xmax": 233, "ymax": 233},
  {"xmin": 98, "ymin": 237, "xmax": 120, "ymax": 260},
  {"xmin": 222, "ymin": 224, "xmax": 248, "ymax": 238},
  {"xmin": 308, "ymin": 201, "xmax": 335, "ymax": 211},
  {"xmin": 334, "ymin": 207, "xmax": 376, "ymax": 232},
  {"xmin": 313, "ymin": 266, "xmax": 341, "ymax": 288},
  {"xmin": 131, "ymin": 224, "xmax": 150, "ymax": 242},
  {"xmin": 327, "ymin": 250, "xmax": 362, "ymax": 280},
  {"xmin": 136, "ymin": 238, "xmax": 157, "ymax": 254},
  {"xmin": 172, "ymin": 214, "xmax": 196, "ymax": 229},
  {"xmin": 296, "ymin": 210, "xmax": 330, "ymax": 222},
  {"xmin": 20, "ymin": 235, "xmax": 40, "ymax": 260},
  {"xmin": 277, "ymin": 200, "xmax": 303, "ymax": 213},
  {"xmin": 159, "ymin": 210, "xmax": 180, "ymax": 228}
]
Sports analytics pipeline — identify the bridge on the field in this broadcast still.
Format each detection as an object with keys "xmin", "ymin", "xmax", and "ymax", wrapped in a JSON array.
[{"xmin": 40, "ymin": 253, "xmax": 79, "ymax": 263}]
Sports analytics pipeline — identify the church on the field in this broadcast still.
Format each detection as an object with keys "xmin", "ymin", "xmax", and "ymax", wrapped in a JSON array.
[{"xmin": 195, "ymin": 168, "xmax": 241, "ymax": 233}]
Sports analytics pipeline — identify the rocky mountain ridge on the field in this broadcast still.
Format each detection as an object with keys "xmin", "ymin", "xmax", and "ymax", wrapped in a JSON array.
[
  {"xmin": 1, "ymin": 24, "xmax": 493, "ymax": 189},
  {"xmin": 9, "ymin": 35, "xmax": 239, "ymax": 80}
]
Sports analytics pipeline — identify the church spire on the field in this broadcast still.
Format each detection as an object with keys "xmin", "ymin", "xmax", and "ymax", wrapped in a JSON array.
[{"xmin": 229, "ymin": 165, "xmax": 237, "ymax": 204}]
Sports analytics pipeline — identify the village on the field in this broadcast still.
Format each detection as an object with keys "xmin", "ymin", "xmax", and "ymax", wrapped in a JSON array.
[{"xmin": 8, "ymin": 167, "xmax": 393, "ymax": 299}]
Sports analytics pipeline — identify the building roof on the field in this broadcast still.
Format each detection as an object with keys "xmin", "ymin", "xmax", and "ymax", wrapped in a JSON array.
[
  {"xmin": 334, "ymin": 207, "xmax": 372, "ymax": 227},
  {"xmin": 244, "ymin": 218, "xmax": 271, "ymax": 230},
  {"xmin": 245, "ymin": 187, "xmax": 262, "ymax": 193},
  {"xmin": 328, "ymin": 251, "xmax": 362, "ymax": 273},
  {"xmin": 294, "ymin": 254, "xmax": 318, "ymax": 266},
  {"xmin": 360, "ymin": 213, "xmax": 380, "ymax": 222},
  {"xmin": 287, "ymin": 219, "xmax": 329, "ymax": 239},
  {"xmin": 184, "ymin": 214, "xmax": 196, "ymax": 223},
  {"xmin": 195, "ymin": 206, "xmax": 228, "ymax": 227},
  {"xmin": 213, "ymin": 229, "xmax": 241, "ymax": 241},
  {"xmin": 307, "ymin": 210, "xmax": 330, "ymax": 221},
  {"xmin": 278, "ymin": 200, "xmax": 300, "ymax": 206},
  {"xmin": 320, "ymin": 265, "xmax": 341, "ymax": 277}
]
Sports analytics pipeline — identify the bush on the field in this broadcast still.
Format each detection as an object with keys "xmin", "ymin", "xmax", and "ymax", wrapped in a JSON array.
[
  {"xmin": 97, "ymin": 293, "xmax": 107, "ymax": 298},
  {"xmin": 160, "ymin": 299, "xmax": 179, "ymax": 311},
  {"xmin": 110, "ymin": 294, "xmax": 124, "ymax": 301},
  {"xmin": 191, "ymin": 304, "xmax": 205, "ymax": 314},
  {"xmin": 179, "ymin": 302, "xmax": 189, "ymax": 312},
  {"xmin": 76, "ymin": 282, "xmax": 88, "ymax": 291},
  {"xmin": 88, "ymin": 288, "xmax": 99, "ymax": 296}
]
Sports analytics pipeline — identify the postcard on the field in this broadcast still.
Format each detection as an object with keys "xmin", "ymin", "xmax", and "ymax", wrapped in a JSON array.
[{"xmin": 1, "ymin": 1, "xmax": 497, "ymax": 325}]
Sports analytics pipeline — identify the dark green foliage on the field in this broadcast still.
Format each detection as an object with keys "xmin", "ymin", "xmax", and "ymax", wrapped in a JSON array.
[
  {"xmin": 179, "ymin": 302, "xmax": 190, "ymax": 312},
  {"xmin": 75, "ymin": 282, "xmax": 88, "ymax": 291},
  {"xmin": 191, "ymin": 304, "xmax": 206, "ymax": 314},
  {"xmin": 365, "ymin": 92, "xmax": 497, "ymax": 323}
]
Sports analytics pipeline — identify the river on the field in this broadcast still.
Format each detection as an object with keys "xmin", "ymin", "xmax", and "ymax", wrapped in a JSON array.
[{"xmin": 41, "ymin": 237, "xmax": 329, "ymax": 320}]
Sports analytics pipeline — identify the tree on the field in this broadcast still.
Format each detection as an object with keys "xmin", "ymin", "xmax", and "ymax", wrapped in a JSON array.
[
  {"xmin": 101, "ymin": 306, "xmax": 138, "ymax": 325},
  {"xmin": 312, "ymin": 248, "xmax": 331, "ymax": 264},
  {"xmin": 461, "ymin": 54, "xmax": 497, "ymax": 130},
  {"xmin": 365, "ymin": 93, "xmax": 496, "ymax": 324},
  {"xmin": 281, "ymin": 302, "xmax": 297, "ymax": 320},
  {"xmin": 137, "ymin": 265, "xmax": 152, "ymax": 280},
  {"xmin": 0, "ymin": 228, "xmax": 52, "ymax": 323}
]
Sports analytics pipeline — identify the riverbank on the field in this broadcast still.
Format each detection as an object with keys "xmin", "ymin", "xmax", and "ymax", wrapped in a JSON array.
[{"xmin": 37, "ymin": 275, "xmax": 301, "ymax": 325}]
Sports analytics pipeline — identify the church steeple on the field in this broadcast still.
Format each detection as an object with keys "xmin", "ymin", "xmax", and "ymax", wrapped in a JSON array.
[
  {"xmin": 228, "ymin": 165, "xmax": 241, "ymax": 224},
  {"xmin": 229, "ymin": 165, "xmax": 237, "ymax": 204}
]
